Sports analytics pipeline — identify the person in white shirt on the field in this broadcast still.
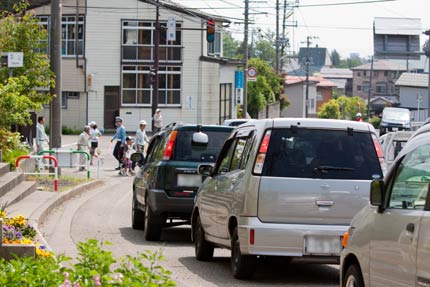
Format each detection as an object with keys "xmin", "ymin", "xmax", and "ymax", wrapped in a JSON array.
[
  {"xmin": 77, "ymin": 126, "xmax": 90, "ymax": 171},
  {"xmin": 135, "ymin": 120, "xmax": 149, "ymax": 155},
  {"xmin": 89, "ymin": 121, "xmax": 102, "ymax": 165},
  {"xmin": 153, "ymin": 109, "xmax": 163, "ymax": 133},
  {"xmin": 36, "ymin": 116, "xmax": 49, "ymax": 154}
]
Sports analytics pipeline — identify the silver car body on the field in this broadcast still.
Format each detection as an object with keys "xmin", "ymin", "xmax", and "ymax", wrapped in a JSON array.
[
  {"xmin": 341, "ymin": 127, "xmax": 430, "ymax": 287},
  {"xmin": 379, "ymin": 131, "xmax": 413, "ymax": 169},
  {"xmin": 193, "ymin": 118, "xmax": 384, "ymax": 263}
]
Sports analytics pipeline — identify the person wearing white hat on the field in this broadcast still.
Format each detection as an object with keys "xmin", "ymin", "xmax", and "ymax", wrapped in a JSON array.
[
  {"xmin": 135, "ymin": 120, "xmax": 149, "ymax": 154},
  {"xmin": 89, "ymin": 121, "xmax": 102, "ymax": 165},
  {"xmin": 153, "ymin": 109, "xmax": 163, "ymax": 133}
]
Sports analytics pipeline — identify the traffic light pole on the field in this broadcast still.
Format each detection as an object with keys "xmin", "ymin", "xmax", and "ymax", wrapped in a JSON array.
[{"xmin": 152, "ymin": 0, "xmax": 160, "ymax": 131}]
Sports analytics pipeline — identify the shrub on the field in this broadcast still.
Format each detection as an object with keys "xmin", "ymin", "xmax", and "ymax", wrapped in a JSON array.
[
  {"xmin": 0, "ymin": 129, "xmax": 30, "ymax": 169},
  {"xmin": 369, "ymin": 116, "xmax": 381, "ymax": 129},
  {"xmin": 0, "ymin": 239, "xmax": 175, "ymax": 287},
  {"xmin": 62, "ymin": 126, "xmax": 82, "ymax": 135}
]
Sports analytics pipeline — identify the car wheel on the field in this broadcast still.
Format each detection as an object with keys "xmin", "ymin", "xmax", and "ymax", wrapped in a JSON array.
[
  {"xmin": 143, "ymin": 201, "xmax": 162, "ymax": 241},
  {"xmin": 131, "ymin": 195, "xmax": 145, "ymax": 230},
  {"xmin": 343, "ymin": 264, "xmax": 364, "ymax": 287},
  {"xmin": 231, "ymin": 227, "xmax": 255, "ymax": 279},
  {"xmin": 194, "ymin": 215, "xmax": 214, "ymax": 261}
]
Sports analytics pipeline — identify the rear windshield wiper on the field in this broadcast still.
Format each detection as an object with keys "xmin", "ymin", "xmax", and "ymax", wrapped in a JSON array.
[{"xmin": 314, "ymin": 166, "xmax": 355, "ymax": 173}]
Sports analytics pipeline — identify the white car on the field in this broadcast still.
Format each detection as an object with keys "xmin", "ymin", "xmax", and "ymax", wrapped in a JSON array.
[
  {"xmin": 341, "ymin": 126, "xmax": 430, "ymax": 287},
  {"xmin": 379, "ymin": 131, "xmax": 413, "ymax": 169}
]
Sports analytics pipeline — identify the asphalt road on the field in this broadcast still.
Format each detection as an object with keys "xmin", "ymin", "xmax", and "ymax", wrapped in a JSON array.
[{"xmin": 39, "ymin": 134, "xmax": 339, "ymax": 287}]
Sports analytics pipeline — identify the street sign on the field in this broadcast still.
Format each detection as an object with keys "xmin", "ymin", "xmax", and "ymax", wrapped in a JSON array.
[
  {"xmin": 7, "ymin": 52, "xmax": 23, "ymax": 68},
  {"xmin": 247, "ymin": 67, "xmax": 257, "ymax": 82},
  {"xmin": 167, "ymin": 17, "xmax": 176, "ymax": 41},
  {"xmin": 236, "ymin": 88, "xmax": 243, "ymax": 105},
  {"xmin": 235, "ymin": 70, "xmax": 244, "ymax": 89}
]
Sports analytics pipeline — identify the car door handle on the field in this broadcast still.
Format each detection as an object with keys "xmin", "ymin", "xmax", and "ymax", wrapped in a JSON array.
[
  {"xmin": 406, "ymin": 223, "xmax": 415, "ymax": 234},
  {"xmin": 315, "ymin": 200, "xmax": 334, "ymax": 207}
]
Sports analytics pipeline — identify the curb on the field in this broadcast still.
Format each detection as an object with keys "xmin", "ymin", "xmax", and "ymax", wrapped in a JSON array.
[{"xmin": 28, "ymin": 180, "xmax": 104, "ymax": 251}]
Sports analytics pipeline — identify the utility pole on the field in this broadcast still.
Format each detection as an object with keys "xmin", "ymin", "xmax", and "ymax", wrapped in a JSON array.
[
  {"xmin": 152, "ymin": 0, "xmax": 160, "ymax": 130},
  {"xmin": 243, "ymin": 0, "xmax": 249, "ymax": 118},
  {"xmin": 280, "ymin": 0, "xmax": 287, "ymax": 70},
  {"xmin": 50, "ymin": 0, "xmax": 62, "ymax": 149},
  {"xmin": 367, "ymin": 56, "xmax": 374, "ymax": 120},
  {"xmin": 305, "ymin": 36, "xmax": 311, "ymax": 118},
  {"xmin": 275, "ymin": 0, "xmax": 280, "ymax": 74},
  {"xmin": 424, "ymin": 30, "xmax": 430, "ymax": 117}
]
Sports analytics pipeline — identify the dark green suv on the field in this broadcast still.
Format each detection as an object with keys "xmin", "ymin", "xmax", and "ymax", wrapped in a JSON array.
[{"xmin": 131, "ymin": 123, "xmax": 233, "ymax": 241}]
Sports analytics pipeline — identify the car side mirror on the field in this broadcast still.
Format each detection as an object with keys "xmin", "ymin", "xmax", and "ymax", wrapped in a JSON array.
[
  {"xmin": 131, "ymin": 152, "xmax": 144, "ymax": 164},
  {"xmin": 198, "ymin": 164, "xmax": 213, "ymax": 176},
  {"xmin": 370, "ymin": 180, "xmax": 384, "ymax": 209}
]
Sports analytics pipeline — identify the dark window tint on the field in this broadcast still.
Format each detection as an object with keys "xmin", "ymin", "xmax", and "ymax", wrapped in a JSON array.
[
  {"xmin": 229, "ymin": 120, "xmax": 248, "ymax": 126},
  {"xmin": 262, "ymin": 128, "xmax": 383, "ymax": 180},
  {"xmin": 173, "ymin": 130, "xmax": 230, "ymax": 162}
]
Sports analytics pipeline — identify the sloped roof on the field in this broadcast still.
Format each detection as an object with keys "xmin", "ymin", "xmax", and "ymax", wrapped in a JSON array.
[
  {"xmin": 27, "ymin": 0, "xmax": 229, "ymax": 22},
  {"xmin": 319, "ymin": 67, "xmax": 353, "ymax": 79},
  {"xmin": 351, "ymin": 60, "xmax": 407, "ymax": 71},
  {"xmin": 374, "ymin": 17, "xmax": 422, "ymax": 36},
  {"xmin": 284, "ymin": 75, "xmax": 337, "ymax": 87},
  {"xmin": 395, "ymin": 72, "xmax": 429, "ymax": 88}
]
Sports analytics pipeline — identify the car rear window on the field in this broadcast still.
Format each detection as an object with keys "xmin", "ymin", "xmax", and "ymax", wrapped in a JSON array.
[
  {"xmin": 261, "ymin": 128, "xmax": 383, "ymax": 180},
  {"xmin": 173, "ymin": 130, "xmax": 231, "ymax": 162}
]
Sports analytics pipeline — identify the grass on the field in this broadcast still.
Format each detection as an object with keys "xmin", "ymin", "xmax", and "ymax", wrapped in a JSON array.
[{"xmin": 26, "ymin": 175, "xmax": 91, "ymax": 192}]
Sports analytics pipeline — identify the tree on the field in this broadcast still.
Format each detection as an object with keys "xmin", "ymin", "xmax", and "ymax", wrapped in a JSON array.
[
  {"xmin": 253, "ymin": 40, "xmax": 276, "ymax": 64},
  {"xmin": 246, "ymin": 58, "xmax": 284, "ymax": 118},
  {"xmin": 0, "ymin": 2, "xmax": 53, "ymax": 130},
  {"xmin": 318, "ymin": 99, "xmax": 340, "ymax": 119},
  {"xmin": 330, "ymin": 49, "xmax": 341, "ymax": 67},
  {"xmin": 318, "ymin": 95, "xmax": 366, "ymax": 120},
  {"xmin": 223, "ymin": 32, "xmax": 241, "ymax": 59}
]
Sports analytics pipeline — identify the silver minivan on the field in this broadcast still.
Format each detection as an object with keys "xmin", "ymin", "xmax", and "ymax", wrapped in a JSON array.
[
  {"xmin": 340, "ymin": 124, "xmax": 430, "ymax": 287},
  {"xmin": 191, "ymin": 118, "xmax": 385, "ymax": 279}
]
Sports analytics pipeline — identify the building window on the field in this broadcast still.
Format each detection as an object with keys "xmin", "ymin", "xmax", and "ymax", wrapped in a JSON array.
[
  {"xmin": 357, "ymin": 85, "xmax": 361, "ymax": 91},
  {"xmin": 62, "ymin": 16, "xmax": 84, "ymax": 56},
  {"xmin": 362, "ymin": 82, "xmax": 370, "ymax": 93},
  {"xmin": 364, "ymin": 71, "xmax": 367, "ymax": 76},
  {"xmin": 374, "ymin": 71, "xmax": 378, "ymax": 77},
  {"xmin": 357, "ymin": 72, "xmax": 361, "ymax": 77},
  {"xmin": 208, "ymin": 30, "xmax": 222, "ymax": 56},
  {"xmin": 38, "ymin": 15, "xmax": 84, "ymax": 56},
  {"xmin": 122, "ymin": 65, "xmax": 181, "ymax": 106},
  {"xmin": 384, "ymin": 71, "xmax": 388, "ymax": 76},
  {"xmin": 375, "ymin": 82, "xmax": 386, "ymax": 94},
  {"xmin": 121, "ymin": 20, "xmax": 182, "ymax": 106},
  {"xmin": 37, "ymin": 16, "xmax": 50, "ymax": 54},
  {"xmin": 63, "ymin": 91, "xmax": 80, "ymax": 99},
  {"xmin": 61, "ymin": 92, "xmax": 67, "ymax": 109},
  {"xmin": 316, "ymin": 91, "xmax": 323, "ymax": 100}
]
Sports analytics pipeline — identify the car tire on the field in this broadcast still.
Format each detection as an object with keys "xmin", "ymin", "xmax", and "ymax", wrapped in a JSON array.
[
  {"xmin": 143, "ymin": 202, "xmax": 162, "ymax": 241},
  {"xmin": 343, "ymin": 264, "xmax": 364, "ymax": 287},
  {"xmin": 194, "ymin": 215, "xmax": 214, "ymax": 261},
  {"xmin": 231, "ymin": 227, "xmax": 255, "ymax": 279},
  {"xmin": 132, "ymin": 195, "xmax": 145, "ymax": 230}
]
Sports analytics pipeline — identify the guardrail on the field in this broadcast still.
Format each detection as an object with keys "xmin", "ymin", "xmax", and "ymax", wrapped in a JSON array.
[
  {"xmin": 15, "ymin": 155, "xmax": 58, "ymax": 191},
  {"xmin": 38, "ymin": 149, "xmax": 90, "ymax": 179}
]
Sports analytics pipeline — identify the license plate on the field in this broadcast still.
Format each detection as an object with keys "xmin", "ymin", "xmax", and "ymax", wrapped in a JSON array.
[
  {"xmin": 177, "ymin": 174, "xmax": 202, "ymax": 187},
  {"xmin": 392, "ymin": 127, "xmax": 399, "ymax": 131},
  {"xmin": 304, "ymin": 235, "xmax": 341, "ymax": 255}
]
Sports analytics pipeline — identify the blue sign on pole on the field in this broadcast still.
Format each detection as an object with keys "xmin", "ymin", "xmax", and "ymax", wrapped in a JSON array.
[{"xmin": 235, "ymin": 71, "xmax": 244, "ymax": 89}]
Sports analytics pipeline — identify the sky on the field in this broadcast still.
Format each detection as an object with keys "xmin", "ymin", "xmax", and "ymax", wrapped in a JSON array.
[{"xmin": 173, "ymin": 0, "xmax": 430, "ymax": 59}]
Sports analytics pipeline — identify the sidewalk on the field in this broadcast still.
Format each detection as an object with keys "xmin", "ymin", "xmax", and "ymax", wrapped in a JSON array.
[{"xmin": 6, "ymin": 134, "xmax": 126, "ymax": 250}]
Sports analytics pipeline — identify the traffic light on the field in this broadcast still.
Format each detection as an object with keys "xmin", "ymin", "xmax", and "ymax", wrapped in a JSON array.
[
  {"xmin": 206, "ymin": 19, "xmax": 215, "ymax": 43},
  {"xmin": 146, "ymin": 67, "xmax": 157, "ymax": 86}
]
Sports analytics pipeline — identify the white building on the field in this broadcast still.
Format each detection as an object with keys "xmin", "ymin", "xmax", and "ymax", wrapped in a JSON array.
[{"xmin": 31, "ymin": 0, "xmax": 240, "ymax": 132}]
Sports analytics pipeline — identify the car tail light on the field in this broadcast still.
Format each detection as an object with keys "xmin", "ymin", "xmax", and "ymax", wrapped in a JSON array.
[
  {"xmin": 250, "ymin": 229, "xmax": 255, "ymax": 245},
  {"xmin": 253, "ymin": 130, "xmax": 271, "ymax": 174},
  {"xmin": 372, "ymin": 134, "xmax": 387, "ymax": 174},
  {"xmin": 163, "ymin": 131, "xmax": 178, "ymax": 160}
]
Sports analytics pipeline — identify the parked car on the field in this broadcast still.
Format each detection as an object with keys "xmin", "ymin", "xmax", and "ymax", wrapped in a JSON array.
[
  {"xmin": 379, "ymin": 107, "xmax": 411, "ymax": 136},
  {"xmin": 340, "ymin": 125, "xmax": 430, "ymax": 287},
  {"xmin": 379, "ymin": 131, "xmax": 413, "ymax": 169},
  {"xmin": 191, "ymin": 118, "xmax": 385, "ymax": 279},
  {"xmin": 131, "ymin": 123, "xmax": 233, "ymax": 241},
  {"xmin": 222, "ymin": 118, "xmax": 253, "ymax": 127}
]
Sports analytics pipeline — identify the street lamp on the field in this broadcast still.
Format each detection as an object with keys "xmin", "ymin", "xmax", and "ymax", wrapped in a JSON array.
[{"xmin": 423, "ymin": 29, "xmax": 430, "ymax": 118}]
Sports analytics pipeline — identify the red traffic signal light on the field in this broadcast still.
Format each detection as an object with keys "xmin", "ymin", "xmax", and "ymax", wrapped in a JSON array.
[{"xmin": 207, "ymin": 19, "xmax": 215, "ymax": 43}]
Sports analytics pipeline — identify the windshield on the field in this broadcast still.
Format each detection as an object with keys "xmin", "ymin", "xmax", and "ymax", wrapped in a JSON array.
[
  {"xmin": 173, "ymin": 130, "xmax": 231, "ymax": 162},
  {"xmin": 261, "ymin": 128, "xmax": 383, "ymax": 180},
  {"xmin": 383, "ymin": 109, "xmax": 410, "ymax": 121}
]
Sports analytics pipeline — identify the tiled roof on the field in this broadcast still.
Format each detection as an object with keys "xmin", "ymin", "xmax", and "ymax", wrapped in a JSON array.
[
  {"xmin": 395, "ymin": 72, "xmax": 429, "ymax": 88},
  {"xmin": 319, "ymin": 67, "xmax": 353, "ymax": 79},
  {"xmin": 284, "ymin": 75, "xmax": 337, "ymax": 87},
  {"xmin": 351, "ymin": 60, "xmax": 407, "ymax": 71}
]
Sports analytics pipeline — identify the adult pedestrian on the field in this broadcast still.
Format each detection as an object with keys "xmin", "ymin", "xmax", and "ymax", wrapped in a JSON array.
[
  {"xmin": 77, "ymin": 125, "xmax": 90, "ymax": 171},
  {"xmin": 135, "ymin": 120, "xmax": 149, "ymax": 154},
  {"xmin": 153, "ymin": 108, "xmax": 163, "ymax": 133},
  {"xmin": 89, "ymin": 121, "xmax": 102, "ymax": 165},
  {"xmin": 111, "ymin": 116, "xmax": 127, "ymax": 170},
  {"xmin": 36, "ymin": 116, "xmax": 49, "ymax": 154}
]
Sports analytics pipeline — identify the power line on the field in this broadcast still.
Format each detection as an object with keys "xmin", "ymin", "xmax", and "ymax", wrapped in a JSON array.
[{"xmin": 298, "ymin": 0, "xmax": 397, "ymax": 8}]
